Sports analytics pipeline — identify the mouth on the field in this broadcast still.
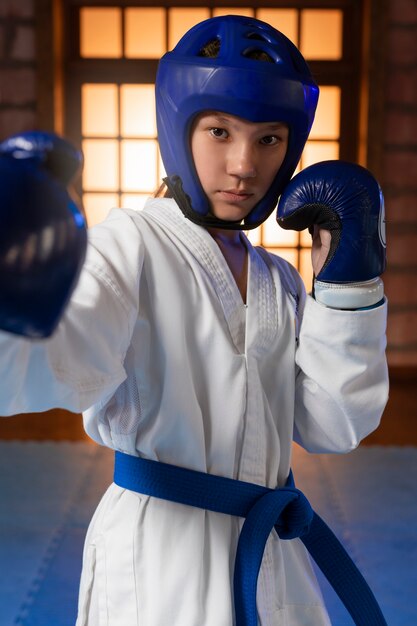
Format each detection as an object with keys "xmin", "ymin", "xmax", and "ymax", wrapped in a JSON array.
[{"xmin": 219, "ymin": 189, "xmax": 254, "ymax": 203}]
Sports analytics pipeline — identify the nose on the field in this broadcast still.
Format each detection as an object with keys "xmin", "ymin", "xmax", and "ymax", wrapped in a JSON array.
[{"xmin": 226, "ymin": 141, "xmax": 257, "ymax": 180}]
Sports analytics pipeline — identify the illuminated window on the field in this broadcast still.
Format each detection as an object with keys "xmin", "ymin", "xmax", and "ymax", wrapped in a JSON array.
[
  {"xmin": 81, "ymin": 83, "xmax": 162, "ymax": 225},
  {"xmin": 80, "ymin": 8, "xmax": 122, "ymax": 58},
  {"xmin": 67, "ymin": 3, "xmax": 358, "ymax": 287},
  {"xmin": 256, "ymin": 9, "xmax": 298, "ymax": 43},
  {"xmin": 168, "ymin": 8, "xmax": 211, "ymax": 49},
  {"xmin": 300, "ymin": 10, "xmax": 343, "ymax": 60},
  {"xmin": 125, "ymin": 8, "xmax": 166, "ymax": 59}
]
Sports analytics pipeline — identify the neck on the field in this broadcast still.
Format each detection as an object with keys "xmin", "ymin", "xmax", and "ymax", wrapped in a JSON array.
[
  {"xmin": 207, "ymin": 227, "xmax": 248, "ymax": 303},
  {"xmin": 207, "ymin": 227, "xmax": 243, "ymax": 246}
]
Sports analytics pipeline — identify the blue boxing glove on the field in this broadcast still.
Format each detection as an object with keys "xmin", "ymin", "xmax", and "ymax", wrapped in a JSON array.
[
  {"xmin": 0, "ymin": 131, "xmax": 83, "ymax": 186},
  {"xmin": 277, "ymin": 160, "xmax": 386, "ymax": 309},
  {"xmin": 0, "ymin": 131, "xmax": 87, "ymax": 338}
]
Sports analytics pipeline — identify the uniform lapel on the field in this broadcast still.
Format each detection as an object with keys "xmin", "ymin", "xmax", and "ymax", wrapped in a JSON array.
[
  {"xmin": 243, "ymin": 238, "xmax": 279, "ymax": 356},
  {"xmin": 141, "ymin": 199, "xmax": 247, "ymax": 353}
]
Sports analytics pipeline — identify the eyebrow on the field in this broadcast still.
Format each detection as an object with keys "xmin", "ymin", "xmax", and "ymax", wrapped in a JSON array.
[
  {"xmin": 209, "ymin": 114, "xmax": 287, "ymax": 131},
  {"xmin": 262, "ymin": 123, "xmax": 288, "ymax": 131}
]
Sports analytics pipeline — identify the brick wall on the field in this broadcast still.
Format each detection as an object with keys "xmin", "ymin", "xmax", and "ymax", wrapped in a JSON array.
[
  {"xmin": 0, "ymin": 0, "xmax": 36, "ymax": 139},
  {"xmin": 383, "ymin": 0, "xmax": 417, "ymax": 366}
]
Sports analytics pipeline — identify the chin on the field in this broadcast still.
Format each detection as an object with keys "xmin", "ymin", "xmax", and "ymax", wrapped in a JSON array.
[{"xmin": 211, "ymin": 203, "xmax": 253, "ymax": 223}]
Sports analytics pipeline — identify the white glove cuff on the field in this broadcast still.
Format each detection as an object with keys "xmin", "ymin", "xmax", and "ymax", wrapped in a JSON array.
[{"xmin": 314, "ymin": 277, "xmax": 384, "ymax": 310}]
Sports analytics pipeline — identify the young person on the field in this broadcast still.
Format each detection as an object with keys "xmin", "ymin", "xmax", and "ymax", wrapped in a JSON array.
[{"xmin": 0, "ymin": 15, "xmax": 388, "ymax": 626}]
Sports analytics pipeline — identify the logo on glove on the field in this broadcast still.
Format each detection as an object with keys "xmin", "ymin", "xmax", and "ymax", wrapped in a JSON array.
[{"xmin": 378, "ymin": 186, "xmax": 386, "ymax": 249}]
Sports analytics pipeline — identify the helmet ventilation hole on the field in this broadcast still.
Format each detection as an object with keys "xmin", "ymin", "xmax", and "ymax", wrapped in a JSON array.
[
  {"xmin": 242, "ymin": 48, "xmax": 274, "ymax": 63},
  {"xmin": 199, "ymin": 38, "xmax": 221, "ymax": 58},
  {"xmin": 246, "ymin": 32, "xmax": 268, "ymax": 42}
]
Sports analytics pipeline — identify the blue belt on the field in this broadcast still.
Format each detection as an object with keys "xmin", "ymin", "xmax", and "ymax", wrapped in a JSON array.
[{"xmin": 114, "ymin": 451, "xmax": 387, "ymax": 626}]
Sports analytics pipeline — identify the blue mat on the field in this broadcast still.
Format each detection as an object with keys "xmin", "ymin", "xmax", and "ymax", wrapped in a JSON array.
[
  {"xmin": 292, "ymin": 445, "xmax": 417, "ymax": 625},
  {"xmin": 0, "ymin": 442, "xmax": 112, "ymax": 626},
  {"xmin": 0, "ymin": 442, "xmax": 416, "ymax": 626}
]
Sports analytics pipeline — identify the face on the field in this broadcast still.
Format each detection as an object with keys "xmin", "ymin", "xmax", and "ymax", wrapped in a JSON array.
[{"xmin": 190, "ymin": 111, "xmax": 289, "ymax": 223}]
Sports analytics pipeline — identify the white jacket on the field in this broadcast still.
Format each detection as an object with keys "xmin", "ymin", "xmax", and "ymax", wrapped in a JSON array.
[{"xmin": 0, "ymin": 199, "xmax": 388, "ymax": 625}]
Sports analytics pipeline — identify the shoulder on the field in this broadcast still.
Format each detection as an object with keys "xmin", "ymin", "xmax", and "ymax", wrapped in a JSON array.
[
  {"xmin": 140, "ymin": 197, "xmax": 185, "ymax": 224},
  {"xmin": 87, "ymin": 197, "xmax": 179, "ymax": 241}
]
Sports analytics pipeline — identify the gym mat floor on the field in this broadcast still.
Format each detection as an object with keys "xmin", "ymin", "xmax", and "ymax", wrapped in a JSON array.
[{"xmin": 0, "ymin": 441, "xmax": 416, "ymax": 626}]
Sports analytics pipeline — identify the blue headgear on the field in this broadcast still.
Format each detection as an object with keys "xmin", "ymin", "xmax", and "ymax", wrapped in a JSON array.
[{"xmin": 156, "ymin": 15, "xmax": 319, "ymax": 229}]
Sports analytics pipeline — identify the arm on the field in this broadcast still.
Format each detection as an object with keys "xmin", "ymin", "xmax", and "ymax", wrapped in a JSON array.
[
  {"xmin": 277, "ymin": 160, "xmax": 388, "ymax": 452},
  {"xmin": 0, "ymin": 210, "xmax": 143, "ymax": 416},
  {"xmin": 0, "ymin": 133, "xmax": 142, "ymax": 415},
  {"xmin": 294, "ymin": 297, "xmax": 388, "ymax": 453}
]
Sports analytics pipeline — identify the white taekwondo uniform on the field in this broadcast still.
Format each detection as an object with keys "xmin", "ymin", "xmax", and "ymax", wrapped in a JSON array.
[{"xmin": 0, "ymin": 198, "xmax": 388, "ymax": 625}]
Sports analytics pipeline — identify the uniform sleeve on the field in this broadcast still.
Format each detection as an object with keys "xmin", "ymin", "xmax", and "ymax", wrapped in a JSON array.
[
  {"xmin": 294, "ymin": 295, "xmax": 389, "ymax": 453},
  {"xmin": 0, "ymin": 209, "xmax": 143, "ymax": 416}
]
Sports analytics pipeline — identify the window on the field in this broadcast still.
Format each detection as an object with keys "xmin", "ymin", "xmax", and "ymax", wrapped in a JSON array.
[{"xmin": 65, "ymin": 2, "xmax": 362, "ymax": 287}]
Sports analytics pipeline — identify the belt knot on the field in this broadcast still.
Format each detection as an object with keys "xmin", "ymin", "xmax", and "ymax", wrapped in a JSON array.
[{"xmin": 274, "ymin": 486, "xmax": 314, "ymax": 539}]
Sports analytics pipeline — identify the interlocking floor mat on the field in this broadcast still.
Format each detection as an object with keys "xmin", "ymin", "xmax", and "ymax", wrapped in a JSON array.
[{"xmin": 0, "ymin": 442, "xmax": 416, "ymax": 625}]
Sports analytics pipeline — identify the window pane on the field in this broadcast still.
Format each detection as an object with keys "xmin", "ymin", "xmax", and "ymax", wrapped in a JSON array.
[
  {"xmin": 121, "ymin": 140, "xmax": 158, "ymax": 192},
  {"xmin": 84, "ymin": 193, "xmax": 119, "ymax": 227},
  {"xmin": 82, "ymin": 140, "xmax": 119, "ymax": 191},
  {"xmin": 269, "ymin": 248, "xmax": 297, "ymax": 268},
  {"xmin": 80, "ymin": 8, "xmax": 122, "ymax": 58},
  {"xmin": 212, "ymin": 8, "xmax": 254, "ymax": 18},
  {"xmin": 301, "ymin": 141, "xmax": 339, "ymax": 168},
  {"xmin": 299, "ymin": 249, "xmax": 314, "ymax": 290},
  {"xmin": 300, "ymin": 229, "xmax": 312, "ymax": 247},
  {"xmin": 300, "ymin": 10, "xmax": 343, "ymax": 60},
  {"xmin": 158, "ymin": 149, "xmax": 166, "ymax": 181},
  {"xmin": 309, "ymin": 86, "xmax": 341, "ymax": 140},
  {"xmin": 246, "ymin": 227, "xmax": 261, "ymax": 247},
  {"xmin": 121, "ymin": 194, "xmax": 149, "ymax": 211},
  {"xmin": 169, "ymin": 8, "xmax": 210, "ymax": 50},
  {"xmin": 125, "ymin": 8, "xmax": 166, "ymax": 58},
  {"xmin": 82, "ymin": 84, "xmax": 118, "ymax": 137},
  {"xmin": 121, "ymin": 84, "xmax": 156, "ymax": 138},
  {"xmin": 264, "ymin": 212, "xmax": 298, "ymax": 247},
  {"xmin": 256, "ymin": 9, "xmax": 298, "ymax": 45}
]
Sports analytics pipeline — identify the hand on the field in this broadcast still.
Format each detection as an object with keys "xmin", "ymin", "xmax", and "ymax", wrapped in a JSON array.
[
  {"xmin": 277, "ymin": 160, "xmax": 386, "ymax": 308},
  {"xmin": 0, "ymin": 131, "xmax": 87, "ymax": 338},
  {"xmin": 0, "ymin": 130, "xmax": 83, "ymax": 186},
  {"xmin": 311, "ymin": 226, "xmax": 331, "ymax": 277}
]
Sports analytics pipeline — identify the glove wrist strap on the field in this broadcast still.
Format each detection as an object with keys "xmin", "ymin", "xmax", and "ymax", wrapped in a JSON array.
[{"xmin": 314, "ymin": 277, "xmax": 384, "ymax": 310}]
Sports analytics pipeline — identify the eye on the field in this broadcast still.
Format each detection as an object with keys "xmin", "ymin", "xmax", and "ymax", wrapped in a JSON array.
[
  {"xmin": 209, "ymin": 127, "xmax": 229, "ymax": 139},
  {"xmin": 260, "ymin": 135, "xmax": 280, "ymax": 146}
]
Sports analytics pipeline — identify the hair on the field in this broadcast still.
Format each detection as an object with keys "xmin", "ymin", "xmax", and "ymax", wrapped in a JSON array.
[
  {"xmin": 153, "ymin": 37, "xmax": 274, "ymax": 199},
  {"xmin": 154, "ymin": 181, "xmax": 172, "ymax": 198}
]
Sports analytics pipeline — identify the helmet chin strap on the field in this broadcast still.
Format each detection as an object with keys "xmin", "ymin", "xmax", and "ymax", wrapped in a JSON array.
[{"xmin": 164, "ymin": 175, "xmax": 263, "ymax": 231}]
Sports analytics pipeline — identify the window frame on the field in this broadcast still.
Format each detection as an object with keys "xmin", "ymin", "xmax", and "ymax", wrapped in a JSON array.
[
  {"xmin": 36, "ymin": 0, "xmax": 386, "ymax": 179},
  {"xmin": 61, "ymin": 1, "xmax": 364, "ymax": 188},
  {"xmin": 35, "ymin": 0, "xmax": 387, "ymax": 278},
  {"xmin": 63, "ymin": 1, "xmax": 363, "ymax": 156}
]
